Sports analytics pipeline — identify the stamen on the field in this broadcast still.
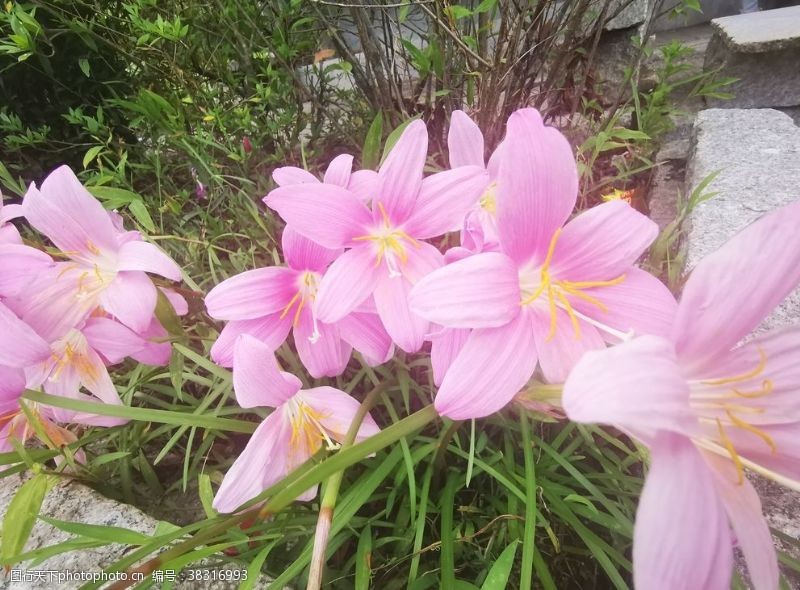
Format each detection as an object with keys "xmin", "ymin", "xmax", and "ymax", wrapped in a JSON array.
[
  {"xmin": 86, "ymin": 240, "xmax": 101, "ymax": 256},
  {"xmin": 726, "ymin": 410, "xmax": 777, "ymax": 454},
  {"xmin": 716, "ymin": 417, "xmax": 745, "ymax": 485},
  {"xmin": 292, "ymin": 295, "xmax": 306, "ymax": 328},
  {"xmin": 545, "ymin": 285, "xmax": 558, "ymax": 342},
  {"xmin": 702, "ymin": 347, "xmax": 767, "ymax": 386},
  {"xmin": 279, "ymin": 291, "xmax": 302, "ymax": 320},
  {"xmin": 541, "ymin": 228, "xmax": 561, "ymax": 272},
  {"xmin": 377, "ymin": 202, "xmax": 391, "ymax": 227},
  {"xmin": 558, "ymin": 282, "xmax": 610, "ymax": 312},
  {"xmin": 561, "ymin": 276, "xmax": 626, "ymax": 289},
  {"xmin": 733, "ymin": 379, "xmax": 773, "ymax": 398},
  {"xmin": 555, "ymin": 289, "xmax": 581, "ymax": 339}
]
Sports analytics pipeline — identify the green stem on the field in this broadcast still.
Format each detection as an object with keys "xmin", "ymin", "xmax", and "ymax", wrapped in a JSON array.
[
  {"xmin": 306, "ymin": 383, "xmax": 388, "ymax": 590},
  {"xmin": 519, "ymin": 413, "xmax": 538, "ymax": 590}
]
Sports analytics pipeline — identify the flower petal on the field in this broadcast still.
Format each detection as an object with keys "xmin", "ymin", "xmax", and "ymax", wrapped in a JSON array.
[
  {"xmin": 282, "ymin": 226, "xmax": 341, "ymax": 272},
  {"xmin": 323, "ymin": 154, "xmax": 353, "ymax": 187},
  {"xmin": 210, "ymin": 314, "xmax": 292, "ymax": 367},
  {"xmin": 117, "ymin": 240, "xmax": 182, "ymax": 281},
  {"xmin": 404, "ymin": 166, "xmax": 490, "ymax": 239},
  {"xmin": 315, "ymin": 246, "xmax": 380, "ymax": 323},
  {"xmin": 375, "ymin": 120, "xmax": 427, "ymax": 224},
  {"xmin": 562, "ymin": 335, "xmax": 696, "ymax": 439},
  {"xmin": 570, "ymin": 268, "xmax": 678, "ymax": 341},
  {"xmin": 552, "ymin": 200, "xmax": 658, "ymax": 281},
  {"xmin": 496, "ymin": 108, "xmax": 578, "ymax": 265},
  {"xmin": 22, "ymin": 166, "xmax": 119, "ymax": 256},
  {"xmin": 233, "ymin": 335, "xmax": 301, "ymax": 408},
  {"xmin": 294, "ymin": 308, "xmax": 350, "ymax": 378},
  {"xmin": 435, "ymin": 311, "xmax": 537, "ymax": 420},
  {"xmin": 264, "ymin": 183, "xmax": 371, "ymax": 249},
  {"xmin": 82, "ymin": 317, "xmax": 147, "ymax": 364},
  {"xmin": 706, "ymin": 452, "xmax": 779, "ymax": 590},
  {"xmin": 0, "ymin": 244, "xmax": 52, "ymax": 298},
  {"xmin": 99, "ymin": 271, "xmax": 157, "ymax": 333},
  {"xmin": 374, "ymin": 273, "xmax": 428, "ymax": 353},
  {"xmin": 272, "ymin": 166, "xmax": 318, "ymax": 186},
  {"xmin": 531, "ymin": 307, "xmax": 605, "ymax": 383},
  {"xmin": 430, "ymin": 327, "xmax": 470, "ymax": 387},
  {"xmin": 633, "ymin": 432, "xmax": 733, "ymax": 590},
  {"xmin": 336, "ymin": 311, "xmax": 393, "ymax": 366},
  {"xmin": 347, "ymin": 170, "xmax": 379, "ymax": 204},
  {"xmin": 0, "ymin": 366, "xmax": 24, "ymax": 412},
  {"xmin": 409, "ymin": 252, "xmax": 521, "ymax": 329},
  {"xmin": 205, "ymin": 267, "xmax": 297, "ymax": 321},
  {"xmin": 448, "ymin": 110, "xmax": 485, "ymax": 168},
  {"xmin": 298, "ymin": 386, "xmax": 381, "ymax": 442},
  {"xmin": 673, "ymin": 199, "xmax": 800, "ymax": 373},
  {"xmin": 0, "ymin": 302, "xmax": 50, "ymax": 368}
]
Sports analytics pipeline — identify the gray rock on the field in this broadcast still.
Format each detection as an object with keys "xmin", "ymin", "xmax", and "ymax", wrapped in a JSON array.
[
  {"xmin": 685, "ymin": 107, "xmax": 800, "ymax": 582},
  {"xmin": 652, "ymin": 0, "xmax": 740, "ymax": 32},
  {"xmin": 704, "ymin": 6, "xmax": 800, "ymax": 108},
  {"xmin": 605, "ymin": 0, "xmax": 653, "ymax": 31}
]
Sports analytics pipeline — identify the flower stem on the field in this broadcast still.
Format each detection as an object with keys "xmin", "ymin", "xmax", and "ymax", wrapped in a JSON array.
[
  {"xmin": 306, "ymin": 382, "xmax": 388, "ymax": 590},
  {"xmin": 519, "ymin": 412, "xmax": 538, "ymax": 590}
]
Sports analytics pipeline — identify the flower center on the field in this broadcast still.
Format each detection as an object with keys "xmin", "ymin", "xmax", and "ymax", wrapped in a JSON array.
[
  {"xmin": 352, "ymin": 203, "xmax": 419, "ymax": 278},
  {"xmin": 279, "ymin": 271, "xmax": 323, "ymax": 342},
  {"xmin": 690, "ymin": 347, "xmax": 777, "ymax": 485},
  {"xmin": 519, "ymin": 228, "xmax": 626, "ymax": 341},
  {"xmin": 48, "ymin": 332, "xmax": 100, "ymax": 384},
  {"xmin": 285, "ymin": 399, "xmax": 338, "ymax": 455},
  {"xmin": 479, "ymin": 182, "xmax": 497, "ymax": 215}
]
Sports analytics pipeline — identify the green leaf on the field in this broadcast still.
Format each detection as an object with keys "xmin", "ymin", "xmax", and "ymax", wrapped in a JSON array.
[
  {"xmin": 1, "ymin": 473, "xmax": 51, "ymax": 565},
  {"xmin": 39, "ymin": 517, "xmax": 150, "ymax": 545},
  {"xmin": 82, "ymin": 145, "xmax": 103, "ymax": 169},
  {"xmin": 355, "ymin": 524, "xmax": 372, "ymax": 590},
  {"xmin": 362, "ymin": 112, "xmax": 383, "ymax": 170},
  {"xmin": 197, "ymin": 474, "xmax": 216, "ymax": 519},
  {"xmin": 481, "ymin": 541, "xmax": 519, "ymax": 589},
  {"xmin": 448, "ymin": 5, "xmax": 473, "ymax": 19},
  {"xmin": 78, "ymin": 58, "xmax": 90, "ymax": 77},
  {"xmin": 475, "ymin": 0, "xmax": 498, "ymax": 13},
  {"xmin": 128, "ymin": 199, "xmax": 156, "ymax": 232}
]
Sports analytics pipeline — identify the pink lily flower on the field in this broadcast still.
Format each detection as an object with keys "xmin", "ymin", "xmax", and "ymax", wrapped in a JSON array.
[
  {"xmin": 0, "ymin": 243, "xmax": 54, "ymax": 299},
  {"xmin": 272, "ymin": 153, "xmax": 378, "ymax": 204},
  {"xmin": 213, "ymin": 335, "xmax": 380, "ymax": 512},
  {"xmin": 408, "ymin": 108, "xmax": 677, "ymax": 419},
  {"xmin": 265, "ymin": 121, "xmax": 489, "ymax": 352},
  {"xmin": 562, "ymin": 199, "xmax": 800, "ymax": 590},
  {"xmin": 0, "ymin": 301, "xmax": 51, "ymax": 396},
  {"xmin": 0, "ymin": 198, "xmax": 23, "ymax": 244},
  {"xmin": 20, "ymin": 165, "xmax": 182, "ymax": 334},
  {"xmin": 206, "ymin": 227, "xmax": 393, "ymax": 377},
  {"xmin": 448, "ymin": 110, "xmax": 503, "ymax": 250}
]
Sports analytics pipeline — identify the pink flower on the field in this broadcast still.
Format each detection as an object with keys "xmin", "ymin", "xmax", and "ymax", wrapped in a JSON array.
[
  {"xmin": 19, "ymin": 166, "xmax": 182, "ymax": 334},
  {"xmin": 408, "ymin": 108, "xmax": 677, "ymax": 419},
  {"xmin": 562, "ymin": 199, "xmax": 800, "ymax": 590},
  {"xmin": 205, "ymin": 227, "xmax": 393, "ymax": 377},
  {"xmin": 272, "ymin": 153, "xmax": 379, "ymax": 205},
  {"xmin": 213, "ymin": 335, "xmax": 380, "ymax": 513},
  {"xmin": 264, "ymin": 121, "xmax": 489, "ymax": 352},
  {"xmin": 0, "ymin": 198, "xmax": 23, "ymax": 245}
]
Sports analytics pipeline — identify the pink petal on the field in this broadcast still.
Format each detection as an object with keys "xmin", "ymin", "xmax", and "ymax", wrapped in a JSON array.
[
  {"xmin": 82, "ymin": 317, "xmax": 147, "ymax": 364},
  {"xmin": 401, "ymin": 240, "xmax": 444, "ymax": 283},
  {"xmin": 408, "ymin": 252, "xmax": 521, "ymax": 329},
  {"xmin": 496, "ymin": 109, "xmax": 578, "ymax": 265},
  {"xmin": 633, "ymin": 432, "xmax": 733, "ymax": 590},
  {"xmin": 272, "ymin": 166, "xmax": 318, "ymax": 186},
  {"xmin": 264, "ymin": 183, "xmax": 371, "ymax": 249},
  {"xmin": 315, "ymin": 245, "xmax": 380, "ymax": 323},
  {"xmin": 0, "ymin": 243, "xmax": 54, "ymax": 298},
  {"xmin": 531, "ymin": 307, "xmax": 605, "ymax": 383},
  {"xmin": 375, "ymin": 120, "xmax": 427, "ymax": 224},
  {"xmin": 404, "ymin": 166, "xmax": 490, "ymax": 239},
  {"xmin": 0, "ymin": 302, "xmax": 50, "ymax": 368},
  {"xmin": 117, "ymin": 240, "xmax": 182, "ymax": 281},
  {"xmin": 347, "ymin": 170, "xmax": 379, "ymax": 204},
  {"xmin": 293, "ymin": 308, "xmax": 351, "ymax": 378},
  {"xmin": 435, "ymin": 311, "xmax": 537, "ymax": 420},
  {"xmin": 337, "ymin": 312, "xmax": 393, "ymax": 365},
  {"xmin": 233, "ymin": 335, "xmax": 301, "ymax": 408},
  {"xmin": 323, "ymin": 154, "xmax": 354, "ymax": 187},
  {"xmin": 210, "ymin": 314, "xmax": 292, "ymax": 367},
  {"xmin": 448, "ymin": 110, "xmax": 485, "ymax": 168},
  {"xmin": 570, "ymin": 268, "xmax": 678, "ymax": 341},
  {"xmin": 213, "ymin": 409, "xmax": 296, "ymax": 513},
  {"xmin": 22, "ymin": 166, "xmax": 119, "ymax": 256},
  {"xmin": 297, "ymin": 386, "xmax": 380, "ymax": 442},
  {"xmin": 45, "ymin": 392, "xmax": 127, "ymax": 427},
  {"xmin": 160, "ymin": 287, "xmax": 188, "ymax": 316},
  {"xmin": 374, "ymin": 272, "xmax": 428, "ymax": 353},
  {"xmin": 282, "ymin": 226, "xmax": 341, "ymax": 272},
  {"xmin": 0, "ymin": 366, "xmax": 24, "ymax": 412},
  {"xmin": 551, "ymin": 200, "xmax": 658, "ymax": 281},
  {"xmin": 99, "ymin": 271, "xmax": 157, "ymax": 333},
  {"xmin": 0, "ymin": 224, "xmax": 21, "ymax": 245},
  {"xmin": 0, "ymin": 202, "xmax": 23, "ymax": 223},
  {"xmin": 430, "ymin": 327, "xmax": 470, "ymax": 387},
  {"xmin": 673, "ymin": 199, "xmax": 800, "ymax": 373},
  {"xmin": 706, "ymin": 452, "xmax": 779, "ymax": 590},
  {"xmin": 205, "ymin": 267, "xmax": 297, "ymax": 321},
  {"xmin": 562, "ymin": 335, "xmax": 696, "ymax": 438}
]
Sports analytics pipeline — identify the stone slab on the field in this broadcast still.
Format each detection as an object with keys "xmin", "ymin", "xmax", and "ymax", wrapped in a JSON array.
[
  {"xmin": 704, "ymin": 7, "xmax": 800, "ymax": 108},
  {"xmin": 685, "ymin": 107, "xmax": 800, "ymax": 583}
]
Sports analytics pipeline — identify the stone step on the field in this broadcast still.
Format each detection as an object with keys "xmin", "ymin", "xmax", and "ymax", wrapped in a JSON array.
[
  {"xmin": 685, "ymin": 107, "xmax": 800, "ymax": 585},
  {"xmin": 704, "ymin": 6, "xmax": 800, "ymax": 108}
]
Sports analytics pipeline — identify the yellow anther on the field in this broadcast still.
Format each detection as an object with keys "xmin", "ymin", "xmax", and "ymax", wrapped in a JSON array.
[
  {"xmin": 726, "ymin": 410, "xmax": 777, "ymax": 454},
  {"xmin": 557, "ymin": 281, "xmax": 611, "ymax": 313},
  {"xmin": 733, "ymin": 379, "xmax": 774, "ymax": 399},
  {"xmin": 716, "ymin": 417, "xmax": 745, "ymax": 485},
  {"xmin": 292, "ymin": 295, "xmax": 306, "ymax": 328},
  {"xmin": 541, "ymin": 228, "xmax": 561, "ymax": 273},
  {"xmin": 545, "ymin": 285, "xmax": 558, "ymax": 342},
  {"xmin": 555, "ymin": 289, "xmax": 581, "ymax": 339},
  {"xmin": 279, "ymin": 291, "xmax": 302, "ymax": 321},
  {"xmin": 479, "ymin": 183, "xmax": 497, "ymax": 214},
  {"xmin": 702, "ymin": 347, "xmax": 768, "ymax": 386},
  {"xmin": 377, "ymin": 202, "xmax": 391, "ymax": 227},
  {"xmin": 561, "ymin": 275, "xmax": 627, "ymax": 290},
  {"xmin": 86, "ymin": 240, "xmax": 101, "ymax": 256}
]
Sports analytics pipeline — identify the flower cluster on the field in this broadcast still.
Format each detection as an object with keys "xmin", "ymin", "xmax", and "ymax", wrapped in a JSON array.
[
  {"xmin": 208, "ymin": 107, "xmax": 800, "ymax": 589},
  {"xmin": 0, "ymin": 166, "xmax": 183, "ymax": 457}
]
